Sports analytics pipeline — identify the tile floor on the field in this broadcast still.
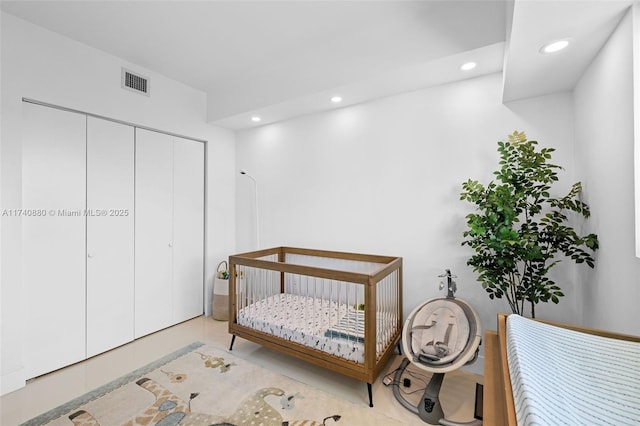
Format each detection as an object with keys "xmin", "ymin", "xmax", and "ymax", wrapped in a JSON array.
[{"xmin": 0, "ymin": 316, "xmax": 483, "ymax": 425}]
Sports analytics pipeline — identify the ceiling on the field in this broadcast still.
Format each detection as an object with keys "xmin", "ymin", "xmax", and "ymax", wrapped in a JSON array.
[
  {"xmin": 504, "ymin": 0, "xmax": 633, "ymax": 103},
  {"xmin": 0, "ymin": 0, "xmax": 634, "ymax": 130}
]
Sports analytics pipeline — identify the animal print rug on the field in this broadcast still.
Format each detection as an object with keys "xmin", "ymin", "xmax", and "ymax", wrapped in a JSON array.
[{"xmin": 21, "ymin": 342, "xmax": 403, "ymax": 426}]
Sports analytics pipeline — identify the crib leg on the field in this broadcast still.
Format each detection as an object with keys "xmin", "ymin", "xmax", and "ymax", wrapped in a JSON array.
[
  {"xmin": 367, "ymin": 383, "xmax": 373, "ymax": 407},
  {"xmin": 229, "ymin": 335, "xmax": 236, "ymax": 351}
]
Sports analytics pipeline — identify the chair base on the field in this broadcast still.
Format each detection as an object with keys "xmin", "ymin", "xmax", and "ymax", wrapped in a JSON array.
[
  {"xmin": 392, "ymin": 358, "xmax": 482, "ymax": 425},
  {"xmin": 393, "ymin": 358, "xmax": 445, "ymax": 423}
]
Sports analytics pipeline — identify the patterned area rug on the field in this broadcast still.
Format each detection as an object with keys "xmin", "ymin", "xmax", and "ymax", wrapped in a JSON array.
[{"xmin": 21, "ymin": 342, "xmax": 403, "ymax": 426}]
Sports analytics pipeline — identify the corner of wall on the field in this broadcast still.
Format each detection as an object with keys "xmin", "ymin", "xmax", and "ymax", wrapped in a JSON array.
[{"xmin": 633, "ymin": 2, "xmax": 640, "ymax": 258}]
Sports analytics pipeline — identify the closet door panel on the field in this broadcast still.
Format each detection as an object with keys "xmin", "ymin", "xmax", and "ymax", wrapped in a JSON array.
[
  {"xmin": 22, "ymin": 103, "xmax": 87, "ymax": 378},
  {"xmin": 172, "ymin": 138, "xmax": 205, "ymax": 322},
  {"xmin": 135, "ymin": 128, "xmax": 174, "ymax": 338},
  {"xmin": 86, "ymin": 117, "xmax": 135, "ymax": 357}
]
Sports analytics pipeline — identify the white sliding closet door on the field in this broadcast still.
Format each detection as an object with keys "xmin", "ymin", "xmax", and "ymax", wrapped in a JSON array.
[
  {"xmin": 86, "ymin": 117, "xmax": 135, "ymax": 357},
  {"xmin": 135, "ymin": 130, "xmax": 204, "ymax": 337},
  {"xmin": 22, "ymin": 103, "xmax": 87, "ymax": 378},
  {"xmin": 172, "ymin": 138, "xmax": 204, "ymax": 323},
  {"xmin": 135, "ymin": 129, "xmax": 174, "ymax": 337}
]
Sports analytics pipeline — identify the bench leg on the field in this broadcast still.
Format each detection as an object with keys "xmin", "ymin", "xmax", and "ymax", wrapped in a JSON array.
[
  {"xmin": 229, "ymin": 335, "xmax": 236, "ymax": 351},
  {"xmin": 367, "ymin": 382, "xmax": 373, "ymax": 407}
]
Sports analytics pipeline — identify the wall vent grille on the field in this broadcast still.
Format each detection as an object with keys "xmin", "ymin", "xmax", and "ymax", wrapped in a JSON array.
[{"xmin": 121, "ymin": 68, "xmax": 150, "ymax": 96}]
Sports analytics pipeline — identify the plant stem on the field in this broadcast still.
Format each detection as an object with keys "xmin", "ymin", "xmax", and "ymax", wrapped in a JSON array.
[{"xmin": 507, "ymin": 272, "xmax": 517, "ymax": 314}]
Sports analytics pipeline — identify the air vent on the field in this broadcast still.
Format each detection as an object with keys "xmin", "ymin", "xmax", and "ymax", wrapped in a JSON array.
[{"xmin": 121, "ymin": 68, "xmax": 149, "ymax": 96}]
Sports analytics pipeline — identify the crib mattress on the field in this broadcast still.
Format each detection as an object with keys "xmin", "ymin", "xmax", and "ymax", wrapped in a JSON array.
[
  {"xmin": 237, "ymin": 294, "xmax": 387, "ymax": 363},
  {"xmin": 506, "ymin": 314, "xmax": 640, "ymax": 426}
]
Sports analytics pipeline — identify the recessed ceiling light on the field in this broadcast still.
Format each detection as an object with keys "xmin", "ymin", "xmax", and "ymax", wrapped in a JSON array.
[
  {"xmin": 251, "ymin": 116, "xmax": 261, "ymax": 122},
  {"xmin": 331, "ymin": 96, "xmax": 343, "ymax": 103},
  {"xmin": 461, "ymin": 62, "xmax": 477, "ymax": 71},
  {"xmin": 540, "ymin": 39, "xmax": 570, "ymax": 54}
]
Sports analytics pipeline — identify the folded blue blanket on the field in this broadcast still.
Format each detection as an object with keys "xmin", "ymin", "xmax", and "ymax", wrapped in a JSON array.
[{"xmin": 325, "ymin": 309, "xmax": 365, "ymax": 342}]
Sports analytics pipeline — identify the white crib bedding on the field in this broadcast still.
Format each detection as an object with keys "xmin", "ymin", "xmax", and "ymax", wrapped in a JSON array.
[
  {"xmin": 236, "ymin": 293, "xmax": 383, "ymax": 364},
  {"xmin": 506, "ymin": 314, "xmax": 640, "ymax": 426}
]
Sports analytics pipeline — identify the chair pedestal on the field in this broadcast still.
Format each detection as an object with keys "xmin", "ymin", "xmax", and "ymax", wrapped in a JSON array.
[{"xmin": 392, "ymin": 358, "xmax": 445, "ymax": 423}]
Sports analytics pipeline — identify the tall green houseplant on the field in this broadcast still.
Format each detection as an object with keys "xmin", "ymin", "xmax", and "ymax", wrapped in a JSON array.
[{"xmin": 460, "ymin": 131, "xmax": 598, "ymax": 318}]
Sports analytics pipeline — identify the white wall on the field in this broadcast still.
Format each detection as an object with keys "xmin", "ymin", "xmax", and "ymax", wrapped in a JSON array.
[
  {"xmin": 574, "ymin": 7, "xmax": 640, "ymax": 336},
  {"xmin": 236, "ymin": 72, "xmax": 584, "ymax": 372},
  {"xmin": 0, "ymin": 12, "xmax": 236, "ymax": 394}
]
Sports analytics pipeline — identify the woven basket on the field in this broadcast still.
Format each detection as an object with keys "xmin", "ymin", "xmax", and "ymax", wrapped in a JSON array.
[{"xmin": 212, "ymin": 260, "xmax": 229, "ymax": 321}]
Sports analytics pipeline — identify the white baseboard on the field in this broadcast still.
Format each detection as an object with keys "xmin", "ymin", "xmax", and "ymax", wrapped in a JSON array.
[{"xmin": 1, "ymin": 367, "xmax": 26, "ymax": 396}]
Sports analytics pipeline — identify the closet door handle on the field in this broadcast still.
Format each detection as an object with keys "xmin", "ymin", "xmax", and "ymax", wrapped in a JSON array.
[
  {"xmin": 87, "ymin": 253, "xmax": 94, "ymax": 258},
  {"xmin": 168, "ymin": 243, "xmax": 173, "ymax": 248}
]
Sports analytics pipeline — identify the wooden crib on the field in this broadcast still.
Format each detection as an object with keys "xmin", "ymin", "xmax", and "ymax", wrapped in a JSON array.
[{"xmin": 228, "ymin": 247, "xmax": 403, "ymax": 407}]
